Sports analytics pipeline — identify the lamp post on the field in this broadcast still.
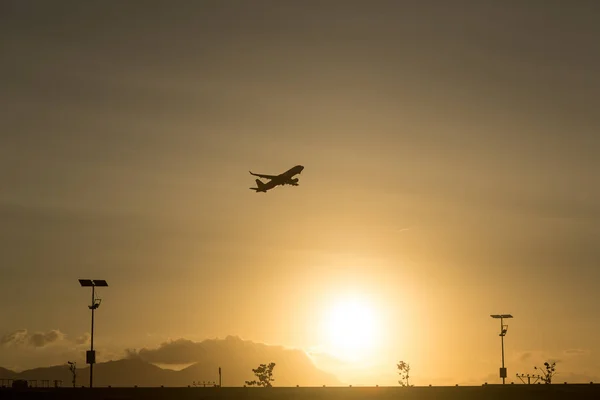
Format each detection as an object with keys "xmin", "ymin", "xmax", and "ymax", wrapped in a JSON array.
[
  {"xmin": 79, "ymin": 279, "xmax": 108, "ymax": 388},
  {"xmin": 490, "ymin": 314, "xmax": 513, "ymax": 384}
]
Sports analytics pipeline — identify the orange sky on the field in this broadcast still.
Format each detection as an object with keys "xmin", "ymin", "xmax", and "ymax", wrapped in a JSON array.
[{"xmin": 1, "ymin": 0, "xmax": 599, "ymax": 386}]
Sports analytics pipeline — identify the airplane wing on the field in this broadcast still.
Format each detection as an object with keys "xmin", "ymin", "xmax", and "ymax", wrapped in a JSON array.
[{"xmin": 249, "ymin": 171, "xmax": 280, "ymax": 180}]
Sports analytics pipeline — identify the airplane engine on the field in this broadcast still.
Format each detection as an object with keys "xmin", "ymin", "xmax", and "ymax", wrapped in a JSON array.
[{"xmin": 291, "ymin": 178, "xmax": 299, "ymax": 183}]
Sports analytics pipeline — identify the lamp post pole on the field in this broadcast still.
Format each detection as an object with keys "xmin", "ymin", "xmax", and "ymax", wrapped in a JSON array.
[
  {"xmin": 90, "ymin": 285, "xmax": 95, "ymax": 388},
  {"xmin": 491, "ymin": 314, "xmax": 513, "ymax": 384},
  {"xmin": 500, "ymin": 317, "xmax": 505, "ymax": 384},
  {"xmin": 79, "ymin": 279, "xmax": 108, "ymax": 389}
]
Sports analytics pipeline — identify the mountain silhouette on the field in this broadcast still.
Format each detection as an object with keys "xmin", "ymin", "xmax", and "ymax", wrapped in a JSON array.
[
  {"xmin": 0, "ymin": 360, "xmax": 174, "ymax": 388},
  {"xmin": 0, "ymin": 336, "xmax": 340, "ymax": 387},
  {"xmin": 0, "ymin": 367, "xmax": 16, "ymax": 381}
]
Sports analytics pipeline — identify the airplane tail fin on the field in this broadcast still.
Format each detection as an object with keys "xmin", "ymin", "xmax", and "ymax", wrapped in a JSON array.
[{"xmin": 250, "ymin": 179, "xmax": 266, "ymax": 192}]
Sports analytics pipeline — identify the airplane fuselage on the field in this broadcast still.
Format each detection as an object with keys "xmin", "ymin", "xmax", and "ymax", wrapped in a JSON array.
[
  {"xmin": 249, "ymin": 165, "xmax": 304, "ymax": 192},
  {"xmin": 275, "ymin": 165, "xmax": 304, "ymax": 185}
]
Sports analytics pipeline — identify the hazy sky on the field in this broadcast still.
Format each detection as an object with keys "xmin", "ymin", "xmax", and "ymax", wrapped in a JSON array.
[{"xmin": 1, "ymin": 0, "xmax": 599, "ymax": 386}]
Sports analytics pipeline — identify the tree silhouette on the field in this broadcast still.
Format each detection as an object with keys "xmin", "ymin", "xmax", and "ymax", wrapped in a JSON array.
[
  {"xmin": 245, "ymin": 362, "xmax": 276, "ymax": 387},
  {"xmin": 534, "ymin": 361, "xmax": 557, "ymax": 384},
  {"xmin": 397, "ymin": 361, "xmax": 411, "ymax": 387}
]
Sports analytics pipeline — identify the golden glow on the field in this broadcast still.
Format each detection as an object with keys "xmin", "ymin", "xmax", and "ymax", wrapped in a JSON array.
[{"xmin": 320, "ymin": 296, "xmax": 382, "ymax": 362}]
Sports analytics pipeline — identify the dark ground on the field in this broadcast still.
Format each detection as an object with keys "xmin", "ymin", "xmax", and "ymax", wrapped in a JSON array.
[{"xmin": 1, "ymin": 385, "xmax": 600, "ymax": 400}]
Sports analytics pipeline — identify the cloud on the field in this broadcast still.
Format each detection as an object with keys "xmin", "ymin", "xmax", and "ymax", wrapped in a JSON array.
[
  {"xmin": 132, "ymin": 338, "xmax": 207, "ymax": 364},
  {"xmin": 124, "ymin": 348, "xmax": 141, "ymax": 359},
  {"xmin": 0, "ymin": 329, "xmax": 28, "ymax": 346},
  {"xmin": 74, "ymin": 333, "xmax": 90, "ymax": 345},
  {"xmin": 28, "ymin": 330, "xmax": 64, "ymax": 348},
  {"xmin": 519, "ymin": 352, "xmax": 533, "ymax": 362},
  {"xmin": 1, "ymin": 329, "xmax": 65, "ymax": 348},
  {"xmin": 1, "ymin": 329, "xmax": 88, "ymax": 349},
  {"xmin": 511, "ymin": 348, "xmax": 589, "ymax": 366},
  {"xmin": 563, "ymin": 349, "xmax": 590, "ymax": 357}
]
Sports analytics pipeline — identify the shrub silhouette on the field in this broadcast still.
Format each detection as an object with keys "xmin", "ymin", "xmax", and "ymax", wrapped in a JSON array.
[
  {"xmin": 535, "ymin": 361, "xmax": 557, "ymax": 384},
  {"xmin": 245, "ymin": 362, "xmax": 276, "ymax": 387},
  {"xmin": 397, "ymin": 360, "xmax": 411, "ymax": 387}
]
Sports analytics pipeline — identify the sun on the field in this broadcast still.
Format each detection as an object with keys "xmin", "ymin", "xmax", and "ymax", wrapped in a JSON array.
[{"xmin": 321, "ymin": 297, "xmax": 382, "ymax": 362}]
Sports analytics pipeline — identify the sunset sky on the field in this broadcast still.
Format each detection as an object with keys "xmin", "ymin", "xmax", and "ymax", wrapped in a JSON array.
[{"xmin": 1, "ymin": 0, "xmax": 599, "ymax": 386}]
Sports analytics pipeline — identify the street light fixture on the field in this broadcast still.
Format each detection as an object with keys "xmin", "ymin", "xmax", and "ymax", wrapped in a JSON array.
[
  {"xmin": 490, "ymin": 314, "xmax": 513, "ymax": 384},
  {"xmin": 79, "ymin": 279, "xmax": 108, "ymax": 388}
]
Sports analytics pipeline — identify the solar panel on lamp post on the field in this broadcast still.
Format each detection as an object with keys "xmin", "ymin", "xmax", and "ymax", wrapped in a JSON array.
[
  {"xmin": 490, "ymin": 314, "xmax": 513, "ymax": 384},
  {"xmin": 79, "ymin": 279, "xmax": 108, "ymax": 388}
]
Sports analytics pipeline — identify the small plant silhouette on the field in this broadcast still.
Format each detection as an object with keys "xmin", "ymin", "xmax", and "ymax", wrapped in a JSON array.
[
  {"xmin": 245, "ymin": 362, "xmax": 276, "ymax": 387},
  {"xmin": 67, "ymin": 361, "xmax": 76, "ymax": 388},
  {"xmin": 397, "ymin": 361, "xmax": 411, "ymax": 387},
  {"xmin": 534, "ymin": 361, "xmax": 557, "ymax": 384}
]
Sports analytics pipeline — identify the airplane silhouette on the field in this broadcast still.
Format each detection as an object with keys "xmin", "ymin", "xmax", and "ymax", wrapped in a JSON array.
[{"xmin": 249, "ymin": 165, "xmax": 305, "ymax": 193}]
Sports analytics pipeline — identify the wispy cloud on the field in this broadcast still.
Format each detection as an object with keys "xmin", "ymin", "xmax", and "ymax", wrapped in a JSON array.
[
  {"xmin": 0, "ymin": 329, "xmax": 28, "ymax": 346},
  {"xmin": 74, "ymin": 332, "xmax": 90, "ymax": 345},
  {"xmin": 1, "ymin": 329, "xmax": 92, "ymax": 349},
  {"xmin": 519, "ymin": 351, "xmax": 533, "ymax": 362},
  {"xmin": 126, "ymin": 338, "xmax": 208, "ymax": 364},
  {"xmin": 563, "ymin": 349, "xmax": 590, "ymax": 357},
  {"xmin": 28, "ymin": 330, "xmax": 64, "ymax": 348},
  {"xmin": 1, "ymin": 329, "xmax": 64, "ymax": 348}
]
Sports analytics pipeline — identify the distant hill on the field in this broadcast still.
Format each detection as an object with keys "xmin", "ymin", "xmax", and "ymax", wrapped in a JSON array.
[
  {"xmin": 0, "ymin": 367, "xmax": 16, "ymax": 382},
  {"xmin": 173, "ymin": 336, "xmax": 340, "ymax": 387},
  {"xmin": 0, "ymin": 336, "xmax": 340, "ymax": 387}
]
